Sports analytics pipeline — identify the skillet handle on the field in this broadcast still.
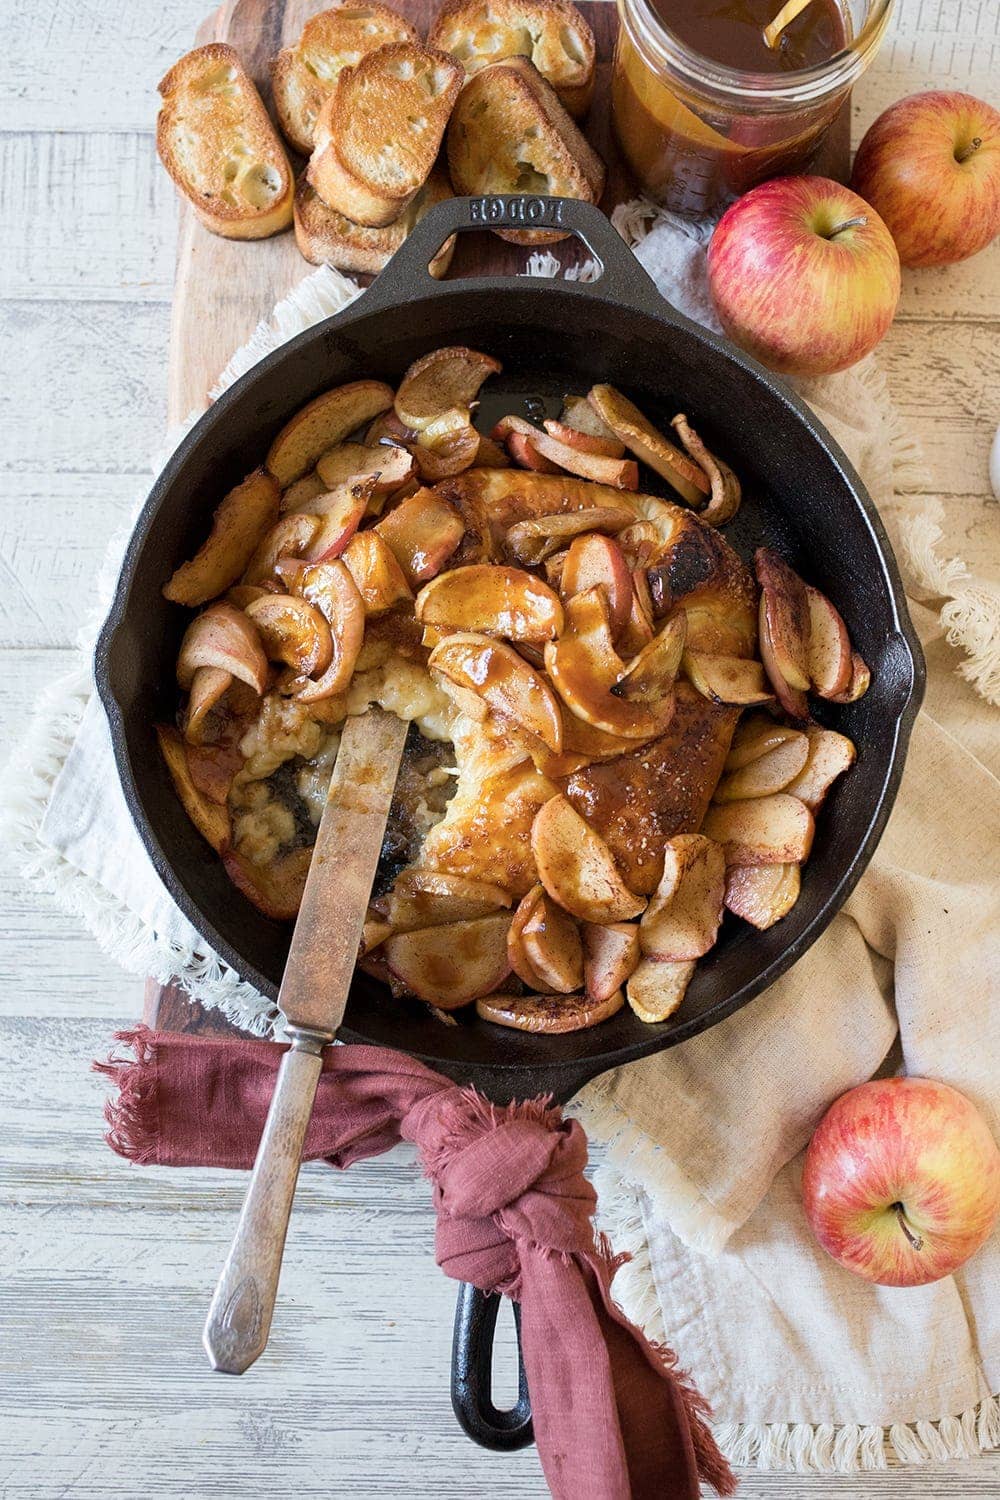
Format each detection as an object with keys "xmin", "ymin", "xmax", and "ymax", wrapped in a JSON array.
[
  {"xmin": 451, "ymin": 1285, "xmax": 534, "ymax": 1450},
  {"xmin": 360, "ymin": 194, "xmax": 665, "ymax": 316}
]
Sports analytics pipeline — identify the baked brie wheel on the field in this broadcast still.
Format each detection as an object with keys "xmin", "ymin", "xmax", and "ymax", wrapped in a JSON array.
[{"xmin": 158, "ymin": 350, "xmax": 866, "ymax": 1032}]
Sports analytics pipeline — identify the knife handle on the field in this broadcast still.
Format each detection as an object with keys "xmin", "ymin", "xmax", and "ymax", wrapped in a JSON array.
[{"xmin": 203, "ymin": 1026, "xmax": 329, "ymax": 1374}]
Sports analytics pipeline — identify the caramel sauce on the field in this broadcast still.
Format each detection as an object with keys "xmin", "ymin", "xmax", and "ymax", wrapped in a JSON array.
[{"xmin": 613, "ymin": 0, "xmax": 849, "ymax": 214}]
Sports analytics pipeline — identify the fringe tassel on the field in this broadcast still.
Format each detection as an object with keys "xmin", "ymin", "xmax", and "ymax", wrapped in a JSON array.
[{"xmin": 92, "ymin": 1027, "xmax": 161, "ymax": 1164}]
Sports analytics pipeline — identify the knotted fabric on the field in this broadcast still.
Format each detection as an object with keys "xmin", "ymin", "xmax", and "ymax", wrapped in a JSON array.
[{"xmin": 96, "ymin": 1028, "xmax": 734, "ymax": 1499}]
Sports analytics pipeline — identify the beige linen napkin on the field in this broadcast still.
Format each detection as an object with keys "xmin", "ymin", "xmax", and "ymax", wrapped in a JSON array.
[{"xmin": 571, "ymin": 213, "xmax": 1000, "ymax": 1471}]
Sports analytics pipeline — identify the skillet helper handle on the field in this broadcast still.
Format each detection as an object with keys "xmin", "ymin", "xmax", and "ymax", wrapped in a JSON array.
[
  {"xmin": 202, "ymin": 1029, "xmax": 327, "ymax": 1374},
  {"xmin": 363, "ymin": 194, "xmax": 664, "ymax": 315},
  {"xmin": 452, "ymin": 1285, "xmax": 533, "ymax": 1450}
]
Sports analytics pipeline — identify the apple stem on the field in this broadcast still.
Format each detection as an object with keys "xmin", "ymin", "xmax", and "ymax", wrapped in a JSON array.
[
  {"xmin": 826, "ymin": 216, "xmax": 868, "ymax": 238},
  {"xmin": 891, "ymin": 1202, "xmax": 924, "ymax": 1252},
  {"xmin": 762, "ymin": 0, "xmax": 816, "ymax": 49},
  {"xmin": 955, "ymin": 137, "xmax": 982, "ymax": 164}
]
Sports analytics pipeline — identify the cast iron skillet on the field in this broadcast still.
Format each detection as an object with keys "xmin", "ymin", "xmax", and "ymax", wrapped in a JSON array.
[{"xmin": 96, "ymin": 195, "xmax": 923, "ymax": 1452}]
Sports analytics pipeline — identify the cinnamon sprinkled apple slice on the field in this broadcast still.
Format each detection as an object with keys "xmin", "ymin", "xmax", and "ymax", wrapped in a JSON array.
[
  {"xmin": 805, "ymin": 585, "xmax": 853, "ymax": 698},
  {"xmin": 725, "ymin": 714, "xmax": 803, "ymax": 771},
  {"xmin": 755, "ymin": 548, "xmax": 812, "ymax": 690},
  {"xmin": 670, "ymin": 413, "xmax": 742, "ymax": 526},
  {"xmin": 245, "ymin": 593, "xmax": 333, "ymax": 677},
  {"xmin": 583, "ymin": 922, "xmax": 640, "ymax": 1003},
  {"xmin": 384, "ymin": 912, "xmax": 513, "ymax": 1008},
  {"xmin": 506, "ymin": 508, "xmax": 635, "ymax": 567},
  {"xmin": 183, "ymin": 665, "xmax": 233, "ymax": 744},
  {"xmin": 532, "ymin": 794, "xmax": 646, "ymax": 924},
  {"xmin": 163, "ymin": 468, "xmax": 280, "ymax": 606},
  {"xmin": 476, "ymin": 988, "xmax": 624, "ymax": 1034},
  {"xmin": 266, "ymin": 380, "xmax": 394, "ymax": 488},
  {"xmin": 415, "ymin": 564, "xmax": 564, "ymax": 642},
  {"xmin": 494, "ymin": 415, "xmax": 639, "ymax": 489},
  {"xmin": 429, "ymin": 631, "xmax": 563, "ymax": 752},
  {"xmin": 560, "ymin": 533, "xmax": 634, "ymax": 638},
  {"xmin": 176, "ymin": 603, "xmax": 269, "ymax": 696},
  {"xmin": 315, "ymin": 441, "xmax": 415, "ymax": 502},
  {"xmin": 784, "ymin": 726, "xmax": 857, "ymax": 811},
  {"xmin": 394, "ymin": 347, "xmax": 501, "ymax": 432},
  {"xmin": 587, "ymin": 385, "xmax": 711, "ymax": 506},
  {"xmin": 544, "ymin": 588, "xmax": 675, "ymax": 740},
  {"xmin": 828, "ymin": 651, "xmax": 871, "ymax": 704},
  {"xmin": 724, "ymin": 863, "xmax": 801, "ymax": 929},
  {"xmin": 683, "ymin": 649, "xmax": 774, "ymax": 706},
  {"xmin": 713, "ymin": 732, "xmax": 810, "ymax": 801},
  {"xmin": 279, "ymin": 558, "xmax": 366, "ymax": 702},
  {"xmin": 702, "ymin": 794, "xmax": 815, "ymax": 867},
  {"xmin": 521, "ymin": 889, "xmax": 585, "ymax": 993},
  {"xmin": 640, "ymin": 835, "xmax": 726, "ymax": 961},
  {"xmin": 156, "ymin": 724, "xmax": 231, "ymax": 853},
  {"xmin": 341, "ymin": 530, "xmax": 414, "ymax": 614},
  {"xmin": 626, "ymin": 957, "xmax": 697, "ymax": 1023},
  {"xmin": 616, "ymin": 614, "xmax": 687, "ymax": 703},
  {"xmin": 374, "ymin": 487, "xmax": 464, "ymax": 586}
]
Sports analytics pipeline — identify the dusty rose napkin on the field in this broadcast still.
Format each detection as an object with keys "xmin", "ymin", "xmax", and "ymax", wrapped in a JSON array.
[{"xmin": 95, "ymin": 1029, "xmax": 734, "ymax": 1500}]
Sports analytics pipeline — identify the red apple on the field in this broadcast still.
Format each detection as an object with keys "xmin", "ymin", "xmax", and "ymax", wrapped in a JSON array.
[
  {"xmin": 802, "ymin": 1077, "xmax": 1000, "ymax": 1287},
  {"xmin": 851, "ymin": 91, "xmax": 1000, "ymax": 268},
  {"xmin": 707, "ymin": 176, "xmax": 901, "ymax": 376}
]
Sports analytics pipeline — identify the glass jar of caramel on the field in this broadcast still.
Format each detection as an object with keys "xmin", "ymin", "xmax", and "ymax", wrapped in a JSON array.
[{"xmin": 612, "ymin": 0, "xmax": 894, "ymax": 216}]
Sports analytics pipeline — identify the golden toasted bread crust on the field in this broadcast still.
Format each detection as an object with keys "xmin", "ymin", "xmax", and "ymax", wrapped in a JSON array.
[
  {"xmin": 294, "ymin": 170, "xmax": 456, "ymax": 275},
  {"xmin": 307, "ymin": 43, "xmax": 463, "ymax": 227},
  {"xmin": 429, "ymin": 0, "xmax": 595, "ymax": 116},
  {"xmin": 157, "ymin": 43, "xmax": 294, "ymax": 240},
  {"xmin": 446, "ymin": 58, "xmax": 604, "ymax": 245},
  {"xmin": 271, "ymin": 4, "xmax": 421, "ymax": 156}
]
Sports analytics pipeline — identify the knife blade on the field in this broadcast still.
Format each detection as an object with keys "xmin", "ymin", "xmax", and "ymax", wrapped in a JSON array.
[{"xmin": 203, "ymin": 708, "xmax": 409, "ymax": 1375}]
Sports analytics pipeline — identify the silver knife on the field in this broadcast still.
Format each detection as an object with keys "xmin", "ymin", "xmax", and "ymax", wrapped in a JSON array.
[{"xmin": 203, "ymin": 707, "xmax": 409, "ymax": 1374}]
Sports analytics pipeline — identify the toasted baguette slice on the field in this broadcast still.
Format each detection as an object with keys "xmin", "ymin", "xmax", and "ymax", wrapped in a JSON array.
[
  {"xmin": 308, "ymin": 43, "xmax": 463, "ymax": 227},
  {"xmin": 157, "ymin": 44, "xmax": 294, "ymax": 239},
  {"xmin": 430, "ymin": 0, "xmax": 595, "ymax": 117},
  {"xmin": 295, "ymin": 169, "xmax": 456, "ymax": 275},
  {"xmin": 447, "ymin": 58, "xmax": 604, "ymax": 245},
  {"xmin": 272, "ymin": 4, "xmax": 421, "ymax": 156}
]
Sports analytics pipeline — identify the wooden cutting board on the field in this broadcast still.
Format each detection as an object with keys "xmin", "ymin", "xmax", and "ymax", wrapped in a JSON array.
[{"xmin": 149, "ymin": 0, "xmax": 849, "ymax": 1035}]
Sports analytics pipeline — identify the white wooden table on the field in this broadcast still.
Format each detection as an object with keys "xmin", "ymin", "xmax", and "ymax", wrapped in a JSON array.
[{"xmin": 1, "ymin": 0, "xmax": 998, "ymax": 1494}]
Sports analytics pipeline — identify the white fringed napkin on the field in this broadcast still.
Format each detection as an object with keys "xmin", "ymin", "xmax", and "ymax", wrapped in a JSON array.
[{"xmin": 7, "ymin": 213, "xmax": 1000, "ymax": 1477}]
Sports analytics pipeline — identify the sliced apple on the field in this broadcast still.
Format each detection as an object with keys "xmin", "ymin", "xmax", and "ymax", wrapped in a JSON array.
[
  {"xmin": 583, "ymin": 922, "xmax": 640, "ymax": 1003},
  {"xmin": 244, "ymin": 593, "xmax": 333, "ymax": 677},
  {"xmin": 805, "ymin": 585, "xmax": 852, "ymax": 698},
  {"xmin": 505, "ymin": 506, "xmax": 635, "ymax": 566},
  {"xmin": 366, "ymin": 409, "xmax": 417, "ymax": 447},
  {"xmin": 784, "ymin": 727, "xmax": 856, "ymax": 811},
  {"xmin": 560, "ymin": 394, "xmax": 621, "ymax": 446},
  {"xmin": 626, "ymin": 957, "xmax": 696, "ymax": 1023},
  {"xmin": 506, "ymin": 885, "xmax": 554, "ymax": 990},
  {"xmin": 616, "ymin": 614, "xmax": 687, "ymax": 703},
  {"xmin": 532, "ymin": 793, "xmax": 646, "ymax": 923},
  {"xmin": 374, "ymin": 487, "xmax": 465, "ymax": 586},
  {"xmin": 670, "ymin": 413, "xmax": 741, "ymax": 526},
  {"xmin": 476, "ymin": 988, "xmax": 624, "ymax": 1033},
  {"xmin": 183, "ymin": 665, "xmax": 233, "ymax": 744},
  {"xmin": 494, "ymin": 415, "xmax": 638, "ymax": 489},
  {"xmin": 640, "ymin": 834, "xmax": 725, "ymax": 961},
  {"xmin": 755, "ymin": 548, "xmax": 811, "ymax": 691},
  {"xmin": 544, "ymin": 587, "xmax": 675, "ymax": 740},
  {"xmin": 725, "ymin": 714, "xmax": 803, "ymax": 771},
  {"xmin": 475, "ymin": 435, "xmax": 511, "ymax": 468},
  {"xmin": 616, "ymin": 580, "xmax": 656, "ymax": 658},
  {"xmin": 185, "ymin": 736, "xmax": 243, "ymax": 806},
  {"xmin": 394, "ymin": 347, "xmax": 501, "ymax": 432},
  {"xmin": 222, "ymin": 845, "xmax": 312, "ymax": 921},
  {"xmin": 396, "ymin": 870, "xmax": 511, "ymax": 907},
  {"xmin": 415, "ymin": 564, "xmax": 563, "ymax": 642},
  {"xmin": 281, "ymin": 558, "xmax": 366, "ymax": 701},
  {"xmin": 243, "ymin": 513, "xmax": 321, "ymax": 584},
  {"xmin": 758, "ymin": 601, "xmax": 810, "ymax": 722},
  {"xmin": 266, "ymin": 380, "xmax": 394, "ymax": 487},
  {"xmin": 724, "ymin": 863, "xmax": 801, "ymax": 929},
  {"xmin": 713, "ymin": 732, "xmax": 809, "ymax": 801},
  {"xmin": 384, "ymin": 912, "xmax": 512, "ymax": 1008},
  {"xmin": 176, "ymin": 603, "xmax": 269, "ymax": 695},
  {"xmin": 316, "ymin": 441, "xmax": 414, "ymax": 500},
  {"xmin": 429, "ymin": 632, "xmax": 563, "ymax": 752},
  {"xmin": 505, "ymin": 430, "xmax": 564, "ymax": 474},
  {"xmin": 521, "ymin": 890, "xmax": 584, "ymax": 993},
  {"xmin": 362, "ymin": 912, "xmax": 393, "ymax": 954},
  {"xmin": 341, "ymin": 530, "xmax": 414, "ymax": 615},
  {"xmin": 156, "ymin": 724, "xmax": 230, "ymax": 852},
  {"xmin": 280, "ymin": 470, "xmax": 327, "ymax": 513},
  {"xmin": 683, "ymin": 649, "xmax": 773, "ymax": 706},
  {"xmin": 226, "ymin": 583, "xmax": 275, "ymax": 610},
  {"xmin": 294, "ymin": 478, "xmax": 378, "ymax": 562},
  {"xmin": 701, "ymin": 794, "xmax": 815, "ymax": 867},
  {"xmin": 543, "ymin": 418, "xmax": 625, "ymax": 459},
  {"xmin": 587, "ymin": 385, "xmax": 710, "ymax": 506},
  {"xmin": 413, "ymin": 410, "xmax": 481, "ymax": 481},
  {"xmin": 384, "ymin": 881, "xmax": 510, "ymax": 932},
  {"xmin": 163, "ymin": 468, "xmax": 280, "ymax": 606},
  {"xmin": 560, "ymin": 533, "xmax": 633, "ymax": 637},
  {"xmin": 829, "ymin": 651, "xmax": 871, "ymax": 704}
]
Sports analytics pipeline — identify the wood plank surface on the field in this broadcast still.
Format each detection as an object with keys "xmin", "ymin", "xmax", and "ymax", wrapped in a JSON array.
[{"xmin": 2, "ymin": 0, "xmax": 1000, "ymax": 1492}]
